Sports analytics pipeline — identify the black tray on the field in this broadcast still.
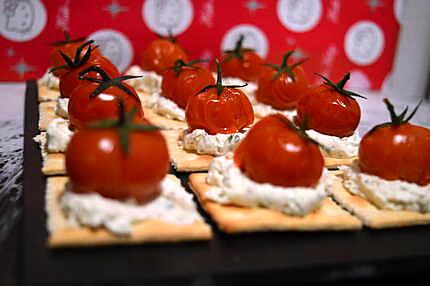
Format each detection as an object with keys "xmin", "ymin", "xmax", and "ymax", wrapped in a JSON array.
[{"xmin": 22, "ymin": 80, "xmax": 430, "ymax": 286}]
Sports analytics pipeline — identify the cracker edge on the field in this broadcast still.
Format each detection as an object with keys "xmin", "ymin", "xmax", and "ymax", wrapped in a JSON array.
[
  {"xmin": 46, "ymin": 175, "xmax": 212, "ymax": 248},
  {"xmin": 330, "ymin": 174, "xmax": 430, "ymax": 229},
  {"xmin": 188, "ymin": 173, "xmax": 362, "ymax": 233}
]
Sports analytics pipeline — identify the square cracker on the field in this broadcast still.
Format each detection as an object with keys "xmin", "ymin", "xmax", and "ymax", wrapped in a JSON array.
[
  {"xmin": 324, "ymin": 157, "xmax": 356, "ymax": 169},
  {"xmin": 46, "ymin": 175, "xmax": 212, "ymax": 248},
  {"xmin": 39, "ymin": 101, "xmax": 58, "ymax": 131},
  {"xmin": 38, "ymin": 83, "xmax": 60, "ymax": 102},
  {"xmin": 142, "ymin": 106, "xmax": 188, "ymax": 130},
  {"xmin": 42, "ymin": 153, "xmax": 66, "ymax": 176},
  {"xmin": 162, "ymin": 130, "xmax": 214, "ymax": 172},
  {"xmin": 188, "ymin": 173, "xmax": 362, "ymax": 233},
  {"xmin": 330, "ymin": 175, "xmax": 430, "ymax": 228}
]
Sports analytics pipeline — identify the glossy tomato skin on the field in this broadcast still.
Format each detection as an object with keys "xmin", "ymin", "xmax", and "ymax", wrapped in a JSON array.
[
  {"xmin": 255, "ymin": 65, "xmax": 308, "ymax": 110},
  {"xmin": 234, "ymin": 114, "xmax": 324, "ymax": 187},
  {"xmin": 140, "ymin": 39, "xmax": 188, "ymax": 74},
  {"xmin": 359, "ymin": 123, "xmax": 430, "ymax": 186},
  {"xmin": 59, "ymin": 56, "xmax": 120, "ymax": 98},
  {"xmin": 221, "ymin": 51, "xmax": 263, "ymax": 82},
  {"xmin": 66, "ymin": 128, "xmax": 170, "ymax": 203},
  {"xmin": 162, "ymin": 66, "xmax": 215, "ymax": 109},
  {"xmin": 50, "ymin": 43, "xmax": 101, "ymax": 77},
  {"xmin": 295, "ymin": 85, "xmax": 361, "ymax": 137},
  {"xmin": 68, "ymin": 83, "xmax": 144, "ymax": 130},
  {"xmin": 186, "ymin": 87, "xmax": 254, "ymax": 134}
]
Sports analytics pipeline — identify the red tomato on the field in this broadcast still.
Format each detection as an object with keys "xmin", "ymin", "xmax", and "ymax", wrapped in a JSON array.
[
  {"xmin": 359, "ymin": 99, "xmax": 430, "ymax": 186},
  {"xmin": 255, "ymin": 51, "xmax": 309, "ymax": 110},
  {"xmin": 234, "ymin": 114, "xmax": 324, "ymax": 187},
  {"xmin": 161, "ymin": 60, "xmax": 215, "ymax": 109},
  {"xmin": 49, "ymin": 32, "xmax": 101, "ymax": 77},
  {"xmin": 68, "ymin": 66, "xmax": 143, "ymax": 130},
  {"xmin": 186, "ymin": 61, "xmax": 253, "ymax": 134},
  {"xmin": 66, "ymin": 113, "xmax": 170, "ymax": 203},
  {"xmin": 57, "ymin": 41, "xmax": 120, "ymax": 98},
  {"xmin": 295, "ymin": 73, "xmax": 363, "ymax": 138},
  {"xmin": 220, "ymin": 35, "xmax": 263, "ymax": 82},
  {"xmin": 140, "ymin": 38, "xmax": 188, "ymax": 74}
]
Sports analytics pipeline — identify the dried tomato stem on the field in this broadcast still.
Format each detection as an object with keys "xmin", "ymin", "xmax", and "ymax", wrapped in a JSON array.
[{"xmin": 215, "ymin": 59, "xmax": 223, "ymax": 95}]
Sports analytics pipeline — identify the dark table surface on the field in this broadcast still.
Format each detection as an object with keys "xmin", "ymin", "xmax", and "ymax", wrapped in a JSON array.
[{"xmin": 1, "ymin": 82, "xmax": 430, "ymax": 286}]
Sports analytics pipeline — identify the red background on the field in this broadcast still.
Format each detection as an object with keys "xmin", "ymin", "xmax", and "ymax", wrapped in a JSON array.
[{"xmin": 0, "ymin": 0, "xmax": 400, "ymax": 90}]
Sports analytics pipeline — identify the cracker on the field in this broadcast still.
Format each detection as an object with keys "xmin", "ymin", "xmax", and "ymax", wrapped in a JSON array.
[
  {"xmin": 39, "ymin": 101, "xmax": 58, "ymax": 131},
  {"xmin": 162, "ymin": 130, "xmax": 214, "ymax": 172},
  {"xmin": 143, "ymin": 106, "xmax": 188, "ymax": 130},
  {"xmin": 188, "ymin": 173, "xmax": 362, "ymax": 233},
  {"xmin": 46, "ymin": 175, "xmax": 212, "ymax": 247},
  {"xmin": 324, "ymin": 156, "xmax": 356, "ymax": 169},
  {"xmin": 38, "ymin": 84, "xmax": 60, "ymax": 102},
  {"xmin": 330, "ymin": 175, "xmax": 430, "ymax": 228},
  {"xmin": 42, "ymin": 153, "xmax": 66, "ymax": 176}
]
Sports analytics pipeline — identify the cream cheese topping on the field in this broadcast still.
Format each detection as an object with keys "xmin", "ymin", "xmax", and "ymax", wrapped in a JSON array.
[
  {"xmin": 55, "ymin": 97, "xmax": 69, "ymax": 119},
  {"xmin": 180, "ymin": 129, "xmax": 246, "ymax": 156},
  {"xmin": 60, "ymin": 176, "xmax": 203, "ymax": 235},
  {"xmin": 221, "ymin": 76, "xmax": 258, "ymax": 97},
  {"xmin": 126, "ymin": 65, "xmax": 162, "ymax": 94},
  {"xmin": 206, "ymin": 154, "xmax": 329, "ymax": 216},
  {"xmin": 306, "ymin": 130, "xmax": 360, "ymax": 158},
  {"xmin": 140, "ymin": 92, "xmax": 185, "ymax": 121},
  {"xmin": 46, "ymin": 118, "xmax": 73, "ymax": 153},
  {"xmin": 39, "ymin": 69, "xmax": 59, "ymax": 89},
  {"xmin": 341, "ymin": 164, "xmax": 430, "ymax": 213},
  {"xmin": 33, "ymin": 132, "xmax": 47, "ymax": 159}
]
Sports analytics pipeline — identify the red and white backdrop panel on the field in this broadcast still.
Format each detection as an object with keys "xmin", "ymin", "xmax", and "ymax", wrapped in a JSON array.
[{"xmin": 0, "ymin": 0, "xmax": 404, "ymax": 90}]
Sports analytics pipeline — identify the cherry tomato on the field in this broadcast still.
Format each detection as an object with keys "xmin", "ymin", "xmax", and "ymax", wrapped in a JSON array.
[
  {"xmin": 295, "ymin": 73, "xmax": 363, "ymax": 138},
  {"xmin": 49, "ymin": 33, "xmax": 101, "ymax": 77},
  {"xmin": 66, "ymin": 114, "xmax": 170, "ymax": 203},
  {"xmin": 140, "ymin": 38, "xmax": 188, "ymax": 74},
  {"xmin": 68, "ymin": 80, "xmax": 143, "ymax": 130},
  {"xmin": 161, "ymin": 61, "xmax": 215, "ymax": 109},
  {"xmin": 59, "ymin": 54, "xmax": 120, "ymax": 98},
  {"xmin": 186, "ymin": 61, "xmax": 253, "ymax": 134},
  {"xmin": 220, "ymin": 35, "xmax": 263, "ymax": 82},
  {"xmin": 234, "ymin": 114, "xmax": 324, "ymax": 187},
  {"xmin": 255, "ymin": 51, "xmax": 309, "ymax": 110},
  {"xmin": 359, "ymin": 99, "xmax": 430, "ymax": 186}
]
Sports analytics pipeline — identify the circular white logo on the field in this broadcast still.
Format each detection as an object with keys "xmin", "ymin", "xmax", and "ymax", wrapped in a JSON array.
[
  {"xmin": 221, "ymin": 24, "xmax": 269, "ymax": 58},
  {"xmin": 277, "ymin": 0, "xmax": 322, "ymax": 33},
  {"xmin": 344, "ymin": 21, "xmax": 384, "ymax": 66},
  {"xmin": 345, "ymin": 70, "xmax": 371, "ymax": 90},
  {"xmin": 142, "ymin": 0, "xmax": 193, "ymax": 36},
  {"xmin": 88, "ymin": 29, "xmax": 134, "ymax": 72},
  {"xmin": 0, "ymin": 0, "xmax": 46, "ymax": 42}
]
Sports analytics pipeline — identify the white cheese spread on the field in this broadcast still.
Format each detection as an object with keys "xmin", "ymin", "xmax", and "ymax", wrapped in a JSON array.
[
  {"xmin": 341, "ymin": 164, "xmax": 430, "ymax": 212},
  {"xmin": 55, "ymin": 97, "xmax": 69, "ymax": 119},
  {"xmin": 126, "ymin": 65, "xmax": 162, "ymax": 94},
  {"xmin": 139, "ymin": 92, "xmax": 185, "ymax": 121},
  {"xmin": 39, "ymin": 69, "xmax": 59, "ymax": 89},
  {"xmin": 60, "ymin": 176, "xmax": 203, "ymax": 235},
  {"xmin": 46, "ymin": 118, "xmax": 73, "ymax": 153},
  {"xmin": 306, "ymin": 130, "xmax": 360, "ymax": 158},
  {"xmin": 180, "ymin": 129, "xmax": 246, "ymax": 156},
  {"xmin": 206, "ymin": 154, "xmax": 329, "ymax": 216},
  {"xmin": 33, "ymin": 132, "xmax": 47, "ymax": 159}
]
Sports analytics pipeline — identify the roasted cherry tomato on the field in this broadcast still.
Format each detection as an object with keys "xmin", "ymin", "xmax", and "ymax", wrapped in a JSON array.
[
  {"xmin": 186, "ymin": 60, "xmax": 253, "ymax": 134},
  {"xmin": 140, "ymin": 36, "xmax": 188, "ymax": 74},
  {"xmin": 66, "ymin": 102, "xmax": 169, "ymax": 203},
  {"xmin": 234, "ymin": 114, "xmax": 324, "ymax": 187},
  {"xmin": 56, "ymin": 41, "xmax": 120, "ymax": 98},
  {"xmin": 68, "ymin": 66, "xmax": 143, "ymax": 130},
  {"xmin": 49, "ymin": 31, "xmax": 101, "ymax": 77},
  {"xmin": 220, "ymin": 34, "xmax": 263, "ymax": 82},
  {"xmin": 359, "ymin": 98, "xmax": 430, "ymax": 186},
  {"xmin": 255, "ymin": 51, "xmax": 309, "ymax": 110},
  {"xmin": 295, "ymin": 73, "xmax": 364, "ymax": 138},
  {"xmin": 161, "ymin": 60, "xmax": 215, "ymax": 109}
]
